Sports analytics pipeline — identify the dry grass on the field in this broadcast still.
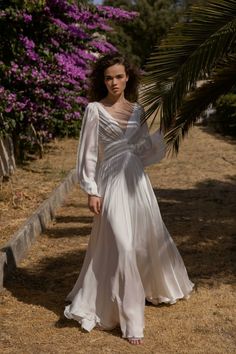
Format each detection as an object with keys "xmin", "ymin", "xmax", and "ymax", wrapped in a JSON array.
[
  {"xmin": 0, "ymin": 138, "xmax": 78, "ymax": 248},
  {"xmin": 0, "ymin": 126, "xmax": 236, "ymax": 354}
]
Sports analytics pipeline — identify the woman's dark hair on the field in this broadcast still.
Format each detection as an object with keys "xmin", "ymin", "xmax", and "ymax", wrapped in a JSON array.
[{"xmin": 88, "ymin": 53, "xmax": 141, "ymax": 102}]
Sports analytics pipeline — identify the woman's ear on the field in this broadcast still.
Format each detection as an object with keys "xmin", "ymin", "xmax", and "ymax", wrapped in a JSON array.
[{"xmin": 126, "ymin": 75, "xmax": 129, "ymax": 82}]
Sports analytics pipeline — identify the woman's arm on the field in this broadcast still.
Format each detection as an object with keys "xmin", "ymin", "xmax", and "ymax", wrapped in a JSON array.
[{"xmin": 77, "ymin": 103, "xmax": 102, "ymax": 213}]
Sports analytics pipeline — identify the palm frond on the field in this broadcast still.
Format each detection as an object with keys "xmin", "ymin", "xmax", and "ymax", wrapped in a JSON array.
[
  {"xmin": 164, "ymin": 55, "xmax": 236, "ymax": 154},
  {"xmin": 140, "ymin": 0, "xmax": 236, "ymax": 126},
  {"xmin": 144, "ymin": 0, "xmax": 236, "ymax": 81}
]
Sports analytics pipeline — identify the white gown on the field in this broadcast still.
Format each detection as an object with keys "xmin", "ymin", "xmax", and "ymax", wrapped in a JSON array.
[{"xmin": 64, "ymin": 102, "xmax": 194, "ymax": 339}]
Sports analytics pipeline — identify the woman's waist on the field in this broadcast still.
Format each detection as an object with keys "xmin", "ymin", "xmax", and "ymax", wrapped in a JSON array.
[{"xmin": 103, "ymin": 140, "xmax": 135, "ymax": 161}]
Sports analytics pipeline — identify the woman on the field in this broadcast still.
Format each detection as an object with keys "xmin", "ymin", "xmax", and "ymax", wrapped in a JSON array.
[{"xmin": 64, "ymin": 53, "xmax": 194, "ymax": 345}]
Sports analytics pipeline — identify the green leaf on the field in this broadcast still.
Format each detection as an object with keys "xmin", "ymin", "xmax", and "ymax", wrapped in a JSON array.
[{"xmin": 140, "ymin": 0, "xmax": 236, "ymax": 152}]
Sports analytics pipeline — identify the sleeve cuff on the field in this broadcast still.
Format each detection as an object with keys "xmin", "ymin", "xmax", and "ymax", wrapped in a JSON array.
[{"xmin": 80, "ymin": 179, "xmax": 101, "ymax": 197}]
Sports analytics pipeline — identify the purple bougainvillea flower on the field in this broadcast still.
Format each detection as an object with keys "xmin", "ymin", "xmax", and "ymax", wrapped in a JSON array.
[
  {"xmin": 1, "ymin": 0, "xmax": 137, "ymax": 146},
  {"xmin": 22, "ymin": 13, "xmax": 32, "ymax": 23},
  {"xmin": 75, "ymin": 96, "xmax": 88, "ymax": 106},
  {"xmin": 5, "ymin": 105, "xmax": 13, "ymax": 113},
  {"xmin": 19, "ymin": 35, "xmax": 35, "ymax": 49},
  {"xmin": 51, "ymin": 38, "xmax": 60, "ymax": 47},
  {"xmin": 73, "ymin": 111, "xmax": 81, "ymax": 119},
  {"xmin": 52, "ymin": 17, "xmax": 68, "ymax": 30},
  {"xmin": 90, "ymin": 40, "xmax": 117, "ymax": 54}
]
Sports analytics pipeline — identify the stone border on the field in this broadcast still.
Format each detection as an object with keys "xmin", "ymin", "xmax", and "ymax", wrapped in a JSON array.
[{"xmin": 0, "ymin": 168, "xmax": 78, "ymax": 291}]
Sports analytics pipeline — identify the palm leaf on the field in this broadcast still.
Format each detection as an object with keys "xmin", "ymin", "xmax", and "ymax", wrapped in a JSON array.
[
  {"xmin": 140, "ymin": 0, "xmax": 236, "ymax": 134},
  {"xmin": 164, "ymin": 54, "xmax": 236, "ymax": 154}
]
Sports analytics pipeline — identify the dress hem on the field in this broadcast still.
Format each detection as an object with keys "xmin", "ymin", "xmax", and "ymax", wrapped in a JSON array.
[
  {"xmin": 64, "ymin": 285, "xmax": 194, "ymax": 336},
  {"xmin": 64, "ymin": 305, "xmax": 118, "ymax": 333},
  {"xmin": 146, "ymin": 284, "xmax": 195, "ymax": 305}
]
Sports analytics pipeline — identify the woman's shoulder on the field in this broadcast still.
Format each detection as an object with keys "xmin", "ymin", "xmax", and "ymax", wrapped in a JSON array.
[
  {"xmin": 86, "ymin": 101, "xmax": 97, "ymax": 109},
  {"xmin": 84, "ymin": 101, "xmax": 100, "ymax": 114},
  {"xmin": 82, "ymin": 102, "xmax": 101, "ymax": 124}
]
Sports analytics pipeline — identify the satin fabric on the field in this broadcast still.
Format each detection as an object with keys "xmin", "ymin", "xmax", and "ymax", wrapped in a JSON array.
[{"xmin": 64, "ymin": 102, "xmax": 194, "ymax": 338}]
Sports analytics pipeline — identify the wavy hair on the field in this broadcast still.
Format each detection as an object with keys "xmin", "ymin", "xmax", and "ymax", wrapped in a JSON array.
[{"xmin": 88, "ymin": 53, "xmax": 141, "ymax": 102}]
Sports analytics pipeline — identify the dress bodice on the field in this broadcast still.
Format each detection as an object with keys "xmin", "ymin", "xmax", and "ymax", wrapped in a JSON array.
[{"xmin": 76, "ymin": 102, "xmax": 166, "ymax": 197}]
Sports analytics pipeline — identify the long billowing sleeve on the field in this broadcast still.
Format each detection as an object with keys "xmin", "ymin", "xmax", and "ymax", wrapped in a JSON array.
[
  {"xmin": 76, "ymin": 103, "xmax": 101, "ymax": 197},
  {"xmin": 130, "ymin": 105, "xmax": 166, "ymax": 167},
  {"xmin": 134, "ymin": 121, "xmax": 166, "ymax": 167}
]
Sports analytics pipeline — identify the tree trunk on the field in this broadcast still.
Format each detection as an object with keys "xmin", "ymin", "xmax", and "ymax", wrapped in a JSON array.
[{"xmin": 0, "ymin": 136, "xmax": 16, "ymax": 179}]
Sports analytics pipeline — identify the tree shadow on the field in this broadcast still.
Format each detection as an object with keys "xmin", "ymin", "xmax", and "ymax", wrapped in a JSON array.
[
  {"xmin": 4, "ymin": 247, "xmax": 124, "ymax": 339},
  {"xmin": 44, "ymin": 225, "xmax": 92, "ymax": 238},
  {"xmin": 55, "ymin": 215, "xmax": 93, "ymax": 224},
  {"xmin": 5, "ymin": 248, "xmax": 87, "ymax": 328},
  {"xmin": 154, "ymin": 176, "xmax": 236, "ymax": 287},
  {"xmin": 4, "ymin": 176, "xmax": 236, "ymax": 330},
  {"xmin": 65, "ymin": 202, "xmax": 88, "ymax": 209},
  {"xmin": 198, "ymin": 124, "xmax": 236, "ymax": 146}
]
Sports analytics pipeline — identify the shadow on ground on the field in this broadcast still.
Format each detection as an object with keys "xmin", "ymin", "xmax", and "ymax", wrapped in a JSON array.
[
  {"xmin": 197, "ymin": 124, "xmax": 236, "ymax": 147},
  {"xmin": 4, "ymin": 177, "xmax": 236, "ymax": 327},
  {"xmin": 4, "ymin": 248, "xmax": 87, "ymax": 328},
  {"xmin": 155, "ymin": 177, "xmax": 236, "ymax": 287},
  {"xmin": 45, "ymin": 225, "xmax": 92, "ymax": 238}
]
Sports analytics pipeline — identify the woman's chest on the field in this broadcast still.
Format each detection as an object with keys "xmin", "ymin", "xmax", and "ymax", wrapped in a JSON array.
[{"xmin": 98, "ymin": 112, "xmax": 140, "ymax": 143}]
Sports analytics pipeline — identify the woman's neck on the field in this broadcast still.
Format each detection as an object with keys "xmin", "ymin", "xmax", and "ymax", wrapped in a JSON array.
[{"xmin": 104, "ymin": 94, "xmax": 126, "ymax": 106}]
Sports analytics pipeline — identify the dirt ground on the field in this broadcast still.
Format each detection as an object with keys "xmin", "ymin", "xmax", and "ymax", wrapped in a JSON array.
[
  {"xmin": 0, "ymin": 138, "xmax": 78, "ymax": 248},
  {"xmin": 0, "ymin": 125, "xmax": 236, "ymax": 354}
]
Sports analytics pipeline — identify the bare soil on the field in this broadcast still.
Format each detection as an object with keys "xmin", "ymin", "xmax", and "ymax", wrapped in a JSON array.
[{"xmin": 0, "ymin": 126, "xmax": 236, "ymax": 354}]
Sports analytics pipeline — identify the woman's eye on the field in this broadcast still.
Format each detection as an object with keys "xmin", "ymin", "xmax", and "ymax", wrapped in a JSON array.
[{"xmin": 105, "ymin": 75, "xmax": 124, "ymax": 81}]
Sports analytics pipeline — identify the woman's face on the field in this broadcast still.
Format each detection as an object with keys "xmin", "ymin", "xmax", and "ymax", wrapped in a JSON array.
[{"xmin": 104, "ymin": 64, "xmax": 129, "ymax": 98}]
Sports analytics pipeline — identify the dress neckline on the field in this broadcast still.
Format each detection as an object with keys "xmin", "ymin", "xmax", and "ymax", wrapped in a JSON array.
[{"xmin": 96, "ymin": 101, "xmax": 137, "ymax": 135}]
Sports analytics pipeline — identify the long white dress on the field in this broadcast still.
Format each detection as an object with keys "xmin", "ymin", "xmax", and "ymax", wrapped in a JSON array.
[{"xmin": 64, "ymin": 102, "xmax": 194, "ymax": 339}]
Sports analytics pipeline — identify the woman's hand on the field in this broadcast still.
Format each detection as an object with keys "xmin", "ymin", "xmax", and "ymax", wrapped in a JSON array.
[{"xmin": 88, "ymin": 195, "xmax": 102, "ymax": 215}]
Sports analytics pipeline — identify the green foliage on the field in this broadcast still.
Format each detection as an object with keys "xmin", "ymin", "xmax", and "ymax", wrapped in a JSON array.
[
  {"xmin": 210, "ymin": 92, "xmax": 236, "ymax": 136},
  {"xmin": 103, "ymin": 0, "xmax": 179, "ymax": 66},
  {"xmin": 140, "ymin": 0, "xmax": 236, "ymax": 153}
]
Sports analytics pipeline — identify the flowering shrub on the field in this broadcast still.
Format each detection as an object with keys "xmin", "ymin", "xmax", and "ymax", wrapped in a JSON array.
[{"xmin": 0, "ymin": 0, "xmax": 137, "ymax": 159}]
